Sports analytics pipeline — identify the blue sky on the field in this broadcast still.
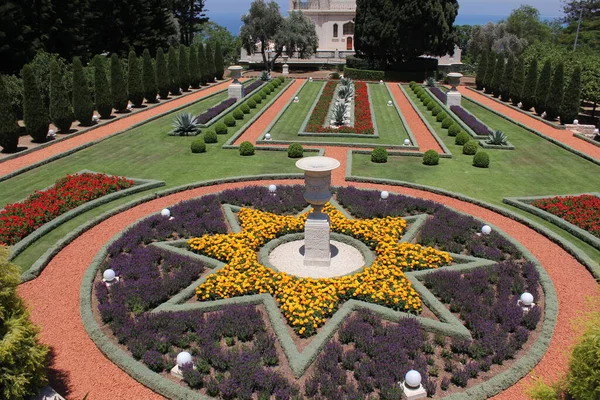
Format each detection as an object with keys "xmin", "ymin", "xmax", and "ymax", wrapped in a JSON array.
[{"xmin": 207, "ymin": 0, "xmax": 564, "ymax": 34}]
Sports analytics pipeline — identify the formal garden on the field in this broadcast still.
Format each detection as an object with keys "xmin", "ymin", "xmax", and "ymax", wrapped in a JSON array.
[{"xmin": 1, "ymin": 1, "xmax": 600, "ymax": 400}]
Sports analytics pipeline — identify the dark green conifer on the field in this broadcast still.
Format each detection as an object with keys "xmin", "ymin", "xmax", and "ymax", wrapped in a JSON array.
[
  {"xmin": 198, "ymin": 44, "xmax": 208, "ymax": 85},
  {"xmin": 94, "ymin": 56, "xmax": 112, "ymax": 118},
  {"xmin": 521, "ymin": 59, "xmax": 538, "ymax": 111},
  {"xmin": 189, "ymin": 44, "xmax": 201, "ymax": 89},
  {"xmin": 559, "ymin": 66, "xmax": 581, "ymax": 124},
  {"xmin": 0, "ymin": 77, "xmax": 20, "ymax": 152},
  {"xmin": 475, "ymin": 51, "xmax": 488, "ymax": 91},
  {"xmin": 168, "ymin": 45, "xmax": 180, "ymax": 95},
  {"xmin": 510, "ymin": 57, "xmax": 525, "ymax": 106},
  {"xmin": 22, "ymin": 64, "xmax": 49, "ymax": 141},
  {"xmin": 142, "ymin": 49, "xmax": 158, "ymax": 103},
  {"xmin": 156, "ymin": 48, "xmax": 170, "ymax": 99},
  {"xmin": 500, "ymin": 55, "xmax": 515, "ymax": 102},
  {"xmin": 110, "ymin": 54, "xmax": 128, "ymax": 112},
  {"xmin": 128, "ymin": 50, "xmax": 144, "ymax": 107},
  {"xmin": 214, "ymin": 41, "xmax": 224, "ymax": 80},
  {"xmin": 72, "ymin": 57, "xmax": 94, "ymax": 126},
  {"xmin": 179, "ymin": 45, "xmax": 190, "ymax": 92},
  {"xmin": 534, "ymin": 60, "xmax": 552, "ymax": 115},
  {"xmin": 483, "ymin": 52, "xmax": 496, "ymax": 92},
  {"xmin": 545, "ymin": 63, "xmax": 564, "ymax": 121},
  {"xmin": 205, "ymin": 41, "xmax": 216, "ymax": 83},
  {"xmin": 50, "ymin": 59, "xmax": 74, "ymax": 132},
  {"xmin": 491, "ymin": 53, "xmax": 505, "ymax": 98}
]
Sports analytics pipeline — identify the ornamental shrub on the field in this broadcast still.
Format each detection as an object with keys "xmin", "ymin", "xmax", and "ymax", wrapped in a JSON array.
[
  {"xmin": 22, "ymin": 64, "xmax": 49, "ymax": 141},
  {"xmin": 214, "ymin": 122, "xmax": 228, "ymax": 135},
  {"xmin": 233, "ymin": 109, "xmax": 244, "ymax": 120},
  {"xmin": 190, "ymin": 139, "xmax": 206, "ymax": 153},
  {"xmin": 500, "ymin": 54, "xmax": 515, "ymax": 102},
  {"xmin": 205, "ymin": 42, "xmax": 216, "ymax": 83},
  {"xmin": 49, "ymin": 59, "xmax": 74, "ymax": 132},
  {"xmin": 93, "ymin": 56, "xmax": 112, "ymax": 118},
  {"xmin": 566, "ymin": 311, "xmax": 600, "ymax": 399},
  {"xmin": 156, "ymin": 48, "xmax": 170, "ymax": 99},
  {"xmin": 224, "ymin": 115, "xmax": 235, "ymax": 127},
  {"xmin": 253, "ymin": 95, "xmax": 262, "ymax": 104},
  {"xmin": 423, "ymin": 98, "xmax": 431, "ymax": 107},
  {"xmin": 559, "ymin": 66, "xmax": 581, "ymax": 124},
  {"xmin": 203, "ymin": 130, "xmax": 218, "ymax": 143},
  {"xmin": 142, "ymin": 49, "xmax": 158, "ymax": 103},
  {"xmin": 534, "ymin": 60, "xmax": 552, "ymax": 115},
  {"xmin": 128, "ymin": 51, "xmax": 144, "ymax": 107},
  {"xmin": 0, "ymin": 77, "xmax": 20, "ymax": 152},
  {"xmin": 239, "ymin": 141, "xmax": 255, "ymax": 156},
  {"xmin": 510, "ymin": 57, "xmax": 525, "ymax": 106},
  {"xmin": 448, "ymin": 124, "xmax": 461, "ymax": 137},
  {"xmin": 455, "ymin": 131, "xmax": 470, "ymax": 145},
  {"xmin": 189, "ymin": 44, "xmax": 201, "ymax": 89},
  {"xmin": 0, "ymin": 248, "xmax": 49, "ymax": 400},
  {"xmin": 545, "ymin": 62, "xmax": 564, "ymax": 121},
  {"xmin": 463, "ymin": 141, "xmax": 479, "ymax": 155},
  {"xmin": 490, "ymin": 53, "xmax": 505, "ymax": 98},
  {"xmin": 260, "ymin": 90, "xmax": 267, "ymax": 99},
  {"xmin": 436, "ymin": 111, "xmax": 448, "ymax": 122},
  {"xmin": 248, "ymin": 99, "xmax": 257, "ymax": 109},
  {"xmin": 111, "ymin": 54, "xmax": 129, "ymax": 111},
  {"xmin": 475, "ymin": 51, "xmax": 488, "ymax": 90},
  {"xmin": 240, "ymin": 104, "xmax": 250, "ymax": 114},
  {"xmin": 521, "ymin": 59, "xmax": 538, "ymax": 111},
  {"xmin": 427, "ymin": 102, "xmax": 436, "ymax": 111},
  {"xmin": 423, "ymin": 150, "xmax": 440, "ymax": 165},
  {"xmin": 197, "ymin": 44, "xmax": 208, "ymax": 85},
  {"xmin": 483, "ymin": 52, "xmax": 496, "ymax": 91},
  {"xmin": 287, "ymin": 143, "xmax": 304, "ymax": 158},
  {"xmin": 168, "ymin": 46, "xmax": 180, "ymax": 95},
  {"xmin": 72, "ymin": 57, "xmax": 94, "ymax": 126},
  {"xmin": 179, "ymin": 45, "xmax": 190, "ymax": 92},
  {"xmin": 371, "ymin": 147, "xmax": 388, "ymax": 163},
  {"xmin": 278, "ymin": 76, "xmax": 284, "ymax": 83},
  {"xmin": 442, "ymin": 117, "xmax": 453, "ymax": 129},
  {"xmin": 432, "ymin": 106, "xmax": 442, "ymax": 116},
  {"xmin": 473, "ymin": 151, "xmax": 490, "ymax": 168}
]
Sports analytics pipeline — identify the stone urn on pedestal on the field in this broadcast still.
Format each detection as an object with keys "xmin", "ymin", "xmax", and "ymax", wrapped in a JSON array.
[
  {"xmin": 446, "ymin": 72, "xmax": 463, "ymax": 107},
  {"xmin": 282, "ymin": 55, "xmax": 289, "ymax": 76},
  {"xmin": 296, "ymin": 156, "xmax": 341, "ymax": 267},
  {"xmin": 228, "ymin": 66, "xmax": 244, "ymax": 100}
]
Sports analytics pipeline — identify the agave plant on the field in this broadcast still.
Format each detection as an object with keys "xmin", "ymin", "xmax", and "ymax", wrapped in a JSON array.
[
  {"xmin": 488, "ymin": 130, "xmax": 508, "ymax": 145},
  {"xmin": 332, "ymin": 102, "xmax": 347, "ymax": 126},
  {"xmin": 171, "ymin": 113, "xmax": 199, "ymax": 136},
  {"xmin": 260, "ymin": 71, "xmax": 270, "ymax": 81},
  {"xmin": 426, "ymin": 77, "xmax": 436, "ymax": 87},
  {"xmin": 338, "ymin": 85, "xmax": 354, "ymax": 102},
  {"xmin": 340, "ymin": 77, "xmax": 353, "ymax": 87}
]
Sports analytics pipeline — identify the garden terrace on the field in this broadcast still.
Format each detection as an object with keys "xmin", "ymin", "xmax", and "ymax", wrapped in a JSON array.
[{"xmin": 194, "ymin": 80, "xmax": 264, "ymax": 127}]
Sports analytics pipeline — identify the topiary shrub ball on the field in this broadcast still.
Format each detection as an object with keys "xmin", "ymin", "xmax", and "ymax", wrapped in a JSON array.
[
  {"xmin": 463, "ymin": 141, "xmax": 479, "ymax": 155},
  {"xmin": 214, "ymin": 122, "xmax": 228, "ymax": 135},
  {"xmin": 423, "ymin": 150, "xmax": 440, "ymax": 165},
  {"xmin": 233, "ymin": 109, "xmax": 244, "ymax": 120},
  {"xmin": 240, "ymin": 141, "xmax": 255, "ymax": 156},
  {"xmin": 260, "ymin": 90, "xmax": 267, "ymax": 99},
  {"xmin": 448, "ymin": 124, "xmax": 461, "ymax": 137},
  {"xmin": 441, "ymin": 117, "xmax": 454, "ymax": 129},
  {"xmin": 190, "ymin": 139, "xmax": 206, "ymax": 153},
  {"xmin": 287, "ymin": 143, "xmax": 304, "ymax": 158},
  {"xmin": 253, "ymin": 95, "xmax": 262, "ymax": 104},
  {"xmin": 455, "ymin": 131, "xmax": 470, "ymax": 145},
  {"xmin": 427, "ymin": 102, "xmax": 436, "ymax": 111},
  {"xmin": 432, "ymin": 106, "xmax": 442, "ymax": 116},
  {"xmin": 436, "ymin": 112, "xmax": 448, "ymax": 122},
  {"xmin": 203, "ymin": 130, "xmax": 218, "ymax": 143},
  {"xmin": 473, "ymin": 151, "xmax": 490, "ymax": 168},
  {"xmin": 248, "ymin": 99, "xmax": 257, "ymax": 109},
  {"xmin": 224, "ymin": 115, "xmax": 236, "ymax": 127},
  {"xmin": 371, "ymin": 147, "xmax": 388, "ymax": 163},
  {"xmin": 240, "ymin": 104, "xmax": 250, "ymax": 114}
]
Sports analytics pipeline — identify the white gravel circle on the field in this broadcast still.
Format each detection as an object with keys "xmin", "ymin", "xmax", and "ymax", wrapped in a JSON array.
[{"xmin": 268, "ymin": 239, "xmax": 366, "ymax": 278}]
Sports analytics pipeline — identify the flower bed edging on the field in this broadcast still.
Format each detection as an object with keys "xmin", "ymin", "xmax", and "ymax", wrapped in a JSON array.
[
  {"xmin": 479, "ymin": 141, "xmax": 516, "ymax": 150},
  {"xmin": 424, "ymin": 86, "xmax": 484, "ymax": 139},
  {"xmin": 195, "ymin": 80, "xmax": 264, "ymax": 128},
  {"xmin": 504, "ymin": 193, "xmax": 600, "ymax": 251},
  {"xmin": 8, "ymin": 170, "xmax": 164, "ymax": 260},
  {"xmin": 574, "ymin": 132, "xmax": 600, "ymax": 148},
  {"xmin": 385, "ymin": 83, "xmax": 420, "ymax": 149},
  {"xmin": 260, "ymin": 80, "xmax": 309, "ymax": 140}
]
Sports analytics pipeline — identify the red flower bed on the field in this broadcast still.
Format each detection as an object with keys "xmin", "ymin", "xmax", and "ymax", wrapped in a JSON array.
[
  {"xmin": 306, "ymin": 81, "xmax": 374, "ymax": 134},
  {"xmin": 0, "ymin": 173, "xmax": 134, "ymax": 245},
  {"xmin": 531, "ymin": 194, "xmax": 600, "ymax": 238}
]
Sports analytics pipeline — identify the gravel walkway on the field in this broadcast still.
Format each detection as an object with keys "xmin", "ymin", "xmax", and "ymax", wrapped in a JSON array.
[
  {"xmin": 17, "ymin": 178, "xmax": 598, "ymax": 399},
  {"xmin": 459, "ymin": 87, "xmax": 600, "ymax": 161}
]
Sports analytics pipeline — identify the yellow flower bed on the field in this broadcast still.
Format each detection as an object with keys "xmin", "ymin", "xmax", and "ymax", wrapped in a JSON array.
[{"xmin": 188, "ymin": 204, "xmax": 452, "ymax": 337}]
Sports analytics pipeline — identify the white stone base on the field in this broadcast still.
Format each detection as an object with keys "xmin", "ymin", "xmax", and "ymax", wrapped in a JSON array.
[
  {"xmin": 303, "ymin": 215, "xmax": 331, "ymax": 268},
  {"xmin": 401, "ymin": 383, "xmax": 427, "ymax": 399},
  {"xmin": 171, "ymin": 364, "xmax": 196, "ymax": 379},
  {"xmin": 35, "ymin": 385, "xmax": 66, "ymax": 400},
  {"xmin": 228, "ymin": 83, "xmax": 244, "ymax": 100},
  {"xmin": 283, "ymin": 64, "xmax": 289, "ymax": 75},
  {"xmin": 517, "ymin": 300, "xmax": 536, "ymax": 313},
  {"xmin": 566, "ymin": 123, "xmax": 596, "ymax": 137},
  {"xmin": 103, "ymin": 276, "xmax": 120, "ymax": 287},
  {"xmin": 446, "ymin": 91, "xmax": 462, "ymax": 107}
]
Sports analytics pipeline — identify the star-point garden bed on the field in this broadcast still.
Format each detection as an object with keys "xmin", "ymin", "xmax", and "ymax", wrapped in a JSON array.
[{"xmin": 88, "ymin": 184, "xmax": 553, "ymax": 399}]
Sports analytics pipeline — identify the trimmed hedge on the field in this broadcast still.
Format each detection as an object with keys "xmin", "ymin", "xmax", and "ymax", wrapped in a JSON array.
[
  {"xmin": 287, "ymin": 143, "xmax": 304, "ymax": 158},
  {"xmin": 239, "ymin": 141, "xmax": 255, "ymax": 156},
  {"xmin": 463, "ymin": 141, "xmax": 479, "ymax": 155},
  {"xmin": 112, "ymin": 53, "xmax": 129, "ymax": 111},
  {"xmin": 232, "ymin": 109, "xmax": 244, "ymax": 120},
  {"xmin": 190, "ymin": 139, "xmax": 206, "ymax": 153},
  {"xmin": 22, "ymin": 64, "xmax": 49, "ymax": 142},
  {"xmin": 203, "ymin": 130, "xmax": 217, "ymax": 143},
  {"xmin": 455, "ymin": 131, "xmax": 470, "ymax": 145},
  {"xmin": 371, "ymin": 147, "xmax": 388, "ymax": 163},
  {"xmin": 343, "ymin": 67, "xmax": 385, "ymax": 81},
  {"xmin": 214, "ymin": 122, "xmax": 227, "ymax": 135},
  {"xmin": 448, "ymin": 124, "xmax": 461, "ymax": 137},
  {"xmin": 49, "ymin": 59, "xmax": 74, "ymax": 132},
  {"xmin": 0, "ymin": 77, "xmax": 20, "ymax": 152},
  {"xmin": 442, "ymin": 117, "xmax": 453, "ymax": 129},
  {"xmin": 422, "ymin": 150, "xmax": 440, "ymax": 165},
  {"xmin": 224, "ymin": 115, "xmax": 235, "ymax": 127},
  {"xmin": 253, "ymin": 94, "xmax": 262, "ymax": 104},
  {"xmin": 473, "ymin": 151, "xmax": 490, "ymax": 168},
  {"xmin": 240, "ymin": 104, "xmax": 250, "ymax": 114},
  {"xmin": 248, "ymin": 99, "xmax": 257, "ymax": 109}
]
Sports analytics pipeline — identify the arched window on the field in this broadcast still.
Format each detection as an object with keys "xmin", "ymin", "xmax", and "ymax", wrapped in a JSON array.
[
  {"xmin": 343, "ymin": 22, "xmax": 354, "ymax": 35},
  {"xmin": 333, "ymin": 24, "xmax": 338, "ymax": 38}
]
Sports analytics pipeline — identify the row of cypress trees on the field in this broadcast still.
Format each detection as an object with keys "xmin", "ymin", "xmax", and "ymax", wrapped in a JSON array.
[
  {"xmin": 475, "ymin": 51, "xmax": 582, "ymax": 124},
  {"xmin": 0, "ymin": 42, "xmax": 225, "ymax": 152}
]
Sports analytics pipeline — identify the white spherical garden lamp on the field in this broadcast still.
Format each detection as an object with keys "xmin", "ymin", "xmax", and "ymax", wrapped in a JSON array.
[
  {"xmin": 380, "ymin": 190, "xmax": 389, "ymax": 200},
  {"xmin": 594, "ymin": 128, "xmax": 599, "ymax": 136},
  {"xmin": 103, "ymin": 269, "xmax": 116, "ymax": 282},
  {"xmin": 387, "ymin": 100, "xmax": 393, "ymax": 107},
  {"xmin": 405, "ymin": 370, "xmax": 422, "ymax": 389},
  {"xmin": 404, "ymin": 139, "xmax": 411, "ymax": 146},
  {"xmin": 265, "ymin": 133, "xmax": 272, "ymax": 141},
  {"xmin": 294, "ymin": 96, "xmax": 299, "ymax": 102},
  {"xmin": 269, "ymin": 184, "xmax": 277, "ymax": 193},
  {"xmin": 92, "ymin": 114, "xmax": 99, "ymax": 122},
  {"xmin": 574, "ymin": 119, "xmax": 579, "ymax": 125},
  {"xmin": 481, "ymin": 225, "xmax": 492, "ymax": 235},
  {"xmin": 161, "ymin": 208, "xmax": 171, "ymax": 218},
  {"xmin": 520, "ymin": 292, "xmax": 534, "ymax": 307},
  {"xmin": 176, "ymin": 351, "xmax": 193, "ymax": 367},
  {"xmin": 48, "ymin": 129, "xmax": 56, "ymax": 136}
]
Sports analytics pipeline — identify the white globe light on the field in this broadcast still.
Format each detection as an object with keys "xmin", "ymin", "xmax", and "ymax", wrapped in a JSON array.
[
  {"xmin": 127, "ymin": 103, "xmax": 133, "ymax": 110},
  {"xmin": 48, "ymin": 129, "xmax": 56, "ymax": 135},
  {"xmin": 92, "ymin": 115, "xmax": 99, "ymax": 122},
  {"xmin": 387, "ymin": 100, "xmax": 393, "ymax": 106},
  {"xmin": 481, "ymin": 225, "xmax": 492, "ymax": 235},
  {"xmin": 161, "ymin": 208, "xmax": 171, "ymax": 218},
  {"xmin": 294, "ymin": 96, "xmax": 299, "ymax": 101},
  {"xmin": 520, "ymin": 292, "xmax": 534, "ymax": 306},
  {"xmin": 103, "ymin": 269, "xmax": 116, "ymax": 282},
  {"xmin": 269, "ymin": 184, "xmax": 277, "ymax": 193},
  {"xmin": 156, "ymin": 95, "xmax": 161, "ymax": 100},
  {"xmin": 574, "ymin": 119, "xmax": 579, "ymax": 125},
  {"xmin": 309, "ymin": 77, "xmax": 313, "ymax": 81},
  {"xmin": 380, "ymin": 80, "xmax": 383, "ymax": 84},
  {"xmin": 176, "ymin": 351, "xmax": 193, "ymax": 367},
  {"xmin": 405, "ymin": 370, "xmax": 422, "ymax": 388},
  {"xmin": 594, "ymin": 129, "xmax": 599, "ymax": 135},
  {"xmin": 380, "ymin": 190, "xmax": 389, "ymax": 200},
  {"xmin": 265, "ymin": 133, "xmax": 272, "ymax": 140},
  {"xmin": 404, "ymin": 139, "xmax": 411, "ymax": 146}
]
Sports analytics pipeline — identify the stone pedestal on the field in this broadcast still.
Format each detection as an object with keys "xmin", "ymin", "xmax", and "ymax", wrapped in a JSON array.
[
  {"xmin": 228, "ymin": 65, "xmax": 244, "ymax": 100},
  {"xmin": 402, "ymin": 383, "xmax": 427, "ymax": 399},
  {"xmin": 446, "ymin": 72, "xmax": 463, "ymax": 107},
  {"xmin": 566, "ymin": 123, "xmax": 597, "ymax": 138},
  {"xmin": 282, "ymin": 56, "xmax": 289, "ymax": 75},
  {"xmin": 296, "ymin": 156, "xmax": 341, "ymax": 268}
]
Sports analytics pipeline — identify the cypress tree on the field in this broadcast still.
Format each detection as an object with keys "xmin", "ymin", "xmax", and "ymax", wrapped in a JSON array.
[
  {"xmin": 500, "ymin": 55, "xmax": 515, "ymax": 102},
  {"xmin": 128, "ymin": 51, "xmax": 144, "ymax": 107},
  {"xmin": 189, "ymin": 44, "xmax": 201, "ymax": 89},
  {"xmin": 510, "ymin": 57, "xmax": 525, "ymax": 107},
  {"xmin": 179, "ymin": 45, "xmax": 190, "ymax": 92},
  {"xmin": 110, "ymin": 54, "xmax": 128, "ymax": 112},
  {"xmin": 545, "ymin": 63, "xmax": 564, "ymax": 121},
  {"xmin": 22, "ymin": 64, "xmax": 49, "ymax": 141},
  {"xmin": 143, "ymin": 49, "xmax": 158, "ymax": 103},
  {"xmin": 491, "ymin": 53, "xmax": 505, "ymax": 98},
  {"xmin": 198, "ymin": 43, "xmax": 208, "ymax": 85},
  {"xmin": 0, "ymin": 77, "xmax": 20, "ymax": 152},
  {"xmin": 483, "ymin": 53, "xmax": 496, "ymax": 93},
  {"xmin": 214, "ymin": 41, "xmax": 224, "ymax": 80},
  {"xmin": 534, "ymin": 60, "xmax": 552, "ymax": 115},
  {"xmin": 49, "ymin": 59, "xmax": 74, "ymax": 132},
  {"xmin": 521, "ymin": 59, "xmax": 538, "ymax": 111},
  {"xmin": 560, "ymin": 66, "xmax": 581, "ymax": 124},
  {"xmin": 72, "ymin": 57, "xmax": 94, "ymax": 126},
  {"xmin": 205, "ymin": 41, "xmax": 216, "ymax": 83},
  {"xmin": 168, "ymin": 45, "xmax": 180, "ymax": 95},
  {"xmin": 475, "ymin": 51, "xmax": 488, "ymax": 91},
  {"xmin": 156, "ymin": 48, "xmax": 170, "ymax": 99},
  {"xmin": 94, "ymin": 56, "xmax": 112, "ymax": 118}
]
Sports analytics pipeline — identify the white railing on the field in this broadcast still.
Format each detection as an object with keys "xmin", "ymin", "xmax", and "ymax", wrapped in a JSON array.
[{"xmin": 291, "ymin": 0, "xmax": 355, "ymax": 11}]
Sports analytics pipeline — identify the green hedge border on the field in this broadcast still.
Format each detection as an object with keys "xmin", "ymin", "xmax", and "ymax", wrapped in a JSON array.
[{"xmin": 504, "ymin": 192, "xmax": 600, "ymax": 252}]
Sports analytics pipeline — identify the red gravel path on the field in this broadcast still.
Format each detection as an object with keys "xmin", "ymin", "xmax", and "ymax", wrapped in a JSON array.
[
  {"xmin": 388, "ymin": 84, "xmax": 445, "ymax": 153},
  {"xmin": 459, "ymin": 87, "xmax": 600, "ymax": 161},
  {"xmin": 17, "ymin": 178, "xmax": 598, "ymax": 399},
  {"xmin": 0, "ymin": 80, "xmax": 241, "ymax": 178}
]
